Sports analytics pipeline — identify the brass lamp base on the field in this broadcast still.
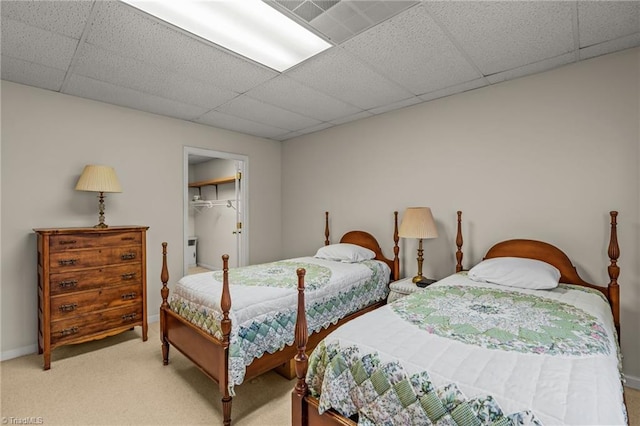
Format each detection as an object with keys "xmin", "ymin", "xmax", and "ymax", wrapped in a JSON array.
[
  {"xmin": 411, "ymin": 238, "xmax": 426, "ymax": 285},
  {"xmin": 94, "ymin": 192, "xmax": 110, "ymax": 228}
]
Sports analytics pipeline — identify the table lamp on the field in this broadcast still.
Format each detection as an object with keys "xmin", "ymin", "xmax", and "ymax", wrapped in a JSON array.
[
  {"xmin": 398, "ymin": 207, "xmax": 438, "ymax": 284},
  {"xmin": 75, "ymin": 165, "xmax": 122, "ymax": 228}
]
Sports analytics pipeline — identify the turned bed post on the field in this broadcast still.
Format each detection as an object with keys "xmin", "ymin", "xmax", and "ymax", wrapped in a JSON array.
[
  {"xmin": 607, "ymin": 211, "xmax": 620, "ymax": 338},
  {"xmin": 324, "ymin": 211, "xmax": 330, "ymax": 246},
  {"xmin": 393, "ymin": 211, "xmax": 400, "ymax": 280},
  {"xmin": 455, "ymin": 211, "xmax": 464, "ymax": 273},
  {"xmin": 292, "ymin": 268, "xmax": 308, "ymax": 426},
  {"xmin": 160, "ymin": 242, "xmax": 170, "ymax": 365},
  {"xmin": 220, "ymin": 254, "xmax": 233, "ymax": 426}
]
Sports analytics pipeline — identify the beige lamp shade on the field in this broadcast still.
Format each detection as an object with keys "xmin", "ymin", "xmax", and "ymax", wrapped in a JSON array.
[
  {"xmin": 75, "ymin": 165, "xmax": 122, "ymax": 193},
  {"xmin": 398, "ymin": 207, "xmax": 438, "ymax": 239}
]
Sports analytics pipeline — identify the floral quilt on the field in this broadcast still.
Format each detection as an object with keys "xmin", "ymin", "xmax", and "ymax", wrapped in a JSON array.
[
  {"xmin": 308, "ymin": 340, "xmax": 542, "ymax": 425},
  {"xmin": 170, "ymin": 257, "xmax": 389, "ymax": 394},
  {"xmin": 304, "ymin": 273, "xmax": 625, "ymax": 424},
  {"xmin": 391, "ymin": 283, "xmax": 611, "ymax": 357}
]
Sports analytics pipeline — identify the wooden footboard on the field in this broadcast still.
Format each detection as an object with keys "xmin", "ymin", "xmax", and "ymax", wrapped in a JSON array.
[{"xmin": 161, "ymin": 248, "xmax": 232, "ymax": 423}]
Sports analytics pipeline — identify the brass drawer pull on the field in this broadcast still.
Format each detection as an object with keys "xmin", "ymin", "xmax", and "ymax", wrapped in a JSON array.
[
  {"xmin": 58, "ymin": 240, "xmax": 77, "ymax": 245},
  {"xmin": 58, "ymin": 303, "xmax": 77, "ymax": 312},
  {"xmin": 121, "ymin": 236, "xmax": 136, "ymax": 241},
  {"xmin": 121, "ymin": 313, "xmax": 137, "ymax": 321},
  {"xmin": 121, "ymin": 272, "xmax": 136, "ymax": 280},
  {"xmin": 60, "ymin": 327, "xmax": 79, "ymax": 336},
  {"xmin": 121, "ymin": 292, "xmax": 137, "ymax": 300},
  {"xmin": 58, "ymin": 259, "xmax": 78, "ymax": 266},
  {"xmin": 58, "ymin": 280, "xmax": 78, "ymax": 289},
  {"xmin": 120, "ymin": 253, "xmax": 136, "ymax": 260}
]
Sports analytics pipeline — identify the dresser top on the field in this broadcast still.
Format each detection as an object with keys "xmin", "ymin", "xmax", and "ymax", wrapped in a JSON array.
[{"xmin": 33, "ymin": 226, "xmax": 148, "ymax": 234}]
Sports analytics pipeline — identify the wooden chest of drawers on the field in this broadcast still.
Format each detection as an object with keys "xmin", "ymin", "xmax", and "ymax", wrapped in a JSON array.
[{"xmin": 34, "ymin": 226, "xmax": 149, "ymax": 370}]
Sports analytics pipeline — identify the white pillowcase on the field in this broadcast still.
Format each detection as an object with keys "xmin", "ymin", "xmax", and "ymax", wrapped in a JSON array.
[
  {"xmin": 467, "ymin": 257, "xmax": 561, "ymax": 290},
  {"xmin": 314, "ymin": 243, "xmax": 376, "ymax": 263}
]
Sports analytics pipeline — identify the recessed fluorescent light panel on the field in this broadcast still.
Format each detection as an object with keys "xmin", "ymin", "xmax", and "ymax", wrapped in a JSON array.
[{"xmin": 120, "ymin": 0, "xmax": 332, "ymax": 72}]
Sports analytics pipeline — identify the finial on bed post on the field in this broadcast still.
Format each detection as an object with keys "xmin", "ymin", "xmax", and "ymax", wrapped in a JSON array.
[
  {"xmin": 393, "ymin": 211, "xmax": 400, "ymax": 280},
  {"xmin": 607, "ymin": 211, "xmax": 620, "ymax": 337},
  {"xmin": 293, "ymin": 268, "xmax": 309, "ymax": 423},
  {"xmin": 456, "ymin": 211, "xmax": 464, "ymax": 272},
  {"xmin": 324, "ymin": 211, "xmax": 330, "ymax": 246}
]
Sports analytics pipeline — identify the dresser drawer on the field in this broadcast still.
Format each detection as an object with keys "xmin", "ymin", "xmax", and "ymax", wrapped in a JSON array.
[
  {"xmin": 49, "ymin": 264, "xmax": 142, "ymax": 295},
  {"xmin": 50, "ymin": 283, "xmax": 143, "ymax": 320},
  {"xmin": 51, "ymin": 305, "xmax": 143, "ymax": 345},
  {"xmin": 49, "ymin": 231, "xmax": 141, "ymax": 252},
  {"xmin": 49, "ymin": 246, "xmax": 142, "ymax": 272}
]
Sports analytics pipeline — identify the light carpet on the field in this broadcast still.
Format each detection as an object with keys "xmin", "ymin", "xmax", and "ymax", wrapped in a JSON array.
[
  {"xmin": 1, "ymin": 322, "xmax": 293, "ymax": 425},
  {"xmin": 1, "ymin": 322, "xmax": 639, "ymax": 425}
]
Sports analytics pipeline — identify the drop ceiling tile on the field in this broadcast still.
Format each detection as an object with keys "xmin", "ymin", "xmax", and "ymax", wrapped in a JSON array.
[
  {"xmin": 294, "ymin": 1, "xmax": 324, "ymax": 22},
  {"xmin": 0, "ymin": 55, "xmax": 66, "ymax": 91},
  {"xmin": 73, "ymin": 44, "xmax": 238, "ymax": 109},
  {"xmin": 580, "ymin": 33, "xmax": 640, "ymax": 61},
  {"xmin": 86, "ymin": 1, "xmax": 277, "ymax": 93},
  {"xmin": 329, "ymin": 110, "xmax": 373, "ymax": 125},
  {"xmin": 196, "ymin": 110, "xmax": 288, "ymax": 139},
  {"xmin": 286, "ymin": 47, "xmax": 413, "ymax": 109},
  {"xmin": 216, "ymin": 96, "xmax": 322, "ymax": 131},
  {"xmin": 485, "ymin": 53, "xmax": 575, "ymax": 85},
  {"xmin": 349, "ymin": 1, "xmax": 418, "ymax": 21},
  {"xmin": 419, "ymin": 78, "xmax": 487, "ymax": 102},
  {"xmin": 297, "ymin": 122, "xmax": 334, "ymax": 135},
  {"xmin": 272, "ymin": 130, "xmax": 303, "ymax": 141},
  {"xmin": 245, "ymin": 75, "xmax": 362, "ymax": 122},
  {"xmin": 1, "ymin": 18, "xmax": 79, "ymax": 70},
  {"xmin": 273, "ymin": 1, "xmax": 305, "ymax": 12},
  {"xmin": 368, "ymin": 96, "xmax": 423, "ymax": 115},
  {"xmin": 578, "ymin": 2, "xmax": 640, "ymax": 47},
  {"xmin": 425, "ymin": 1, "xmax": 575, "ymax": 75},
  {"xmin": 343, "ymin": 5, "xmax": 480, "ymax": 95},
  {"xmin": 64, "ymin": 75, "xmax": 208, "ymax": 121},
  {"xmin": 312, "ymin": 0, "xmax": 340, "ymax": 12},
  {"xmin": 310, "ymin": 12, "xmax": 354, "ymax": 44},
  {"xmin": 356, "ymin": 2, "xmax": 403, "ymax": 23},
  {"xmin": 0, "ymin": 0, "xmax": 93, "ymax": 39}
]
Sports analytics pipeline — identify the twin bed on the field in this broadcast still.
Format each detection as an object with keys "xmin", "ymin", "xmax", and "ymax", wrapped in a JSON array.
[
  {"xmin": 292, "ymin": 211, "xmax": 625, "ymax": 425},
  {"xmin": 159, "ymin": 212, "xmax": 400, "ymax": 425},
  {"xmin": 159, "ymin": 210, "xmax": 626, "ymax": 425}
]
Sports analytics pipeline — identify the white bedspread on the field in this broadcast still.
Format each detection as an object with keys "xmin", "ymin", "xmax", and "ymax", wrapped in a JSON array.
[
  {"xmin": 173, "ymin": 256, "xmax": 389, "ymax": 326},
  {"xmin": 309, "ymin": 273, "xmax": 626, "ymax": 425},
  {"xmin": 170, "ymin": 256, "xmax": 390, "ymax": 391}
]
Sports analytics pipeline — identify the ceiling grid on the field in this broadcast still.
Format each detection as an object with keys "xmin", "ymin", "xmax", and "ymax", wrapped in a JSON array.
[{"xmin": 1, "ymin": 0, "xmax": 638, "ymax": 141}]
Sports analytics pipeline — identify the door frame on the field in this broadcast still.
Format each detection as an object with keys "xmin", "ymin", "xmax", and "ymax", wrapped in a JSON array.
[{"xmin": 183, "ymin": 146, "xmax": 249, "ymax": 276}]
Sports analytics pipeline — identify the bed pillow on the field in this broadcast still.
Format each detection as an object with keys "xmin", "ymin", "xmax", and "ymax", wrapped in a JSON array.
[
  {"xmin": 314, "ymin": 243, "xmax": 376, "ymax": 263},
  {"xmin": 467, "ymin": 257, "xmax": 561, "ymax": 290}
]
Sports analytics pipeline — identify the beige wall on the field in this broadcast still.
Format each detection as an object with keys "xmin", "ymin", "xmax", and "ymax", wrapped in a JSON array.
[
  {"xmin": 282, "ymin": 48, "xmax": 640, "ymax": 383},
  {"xmin": 0, "ymin": 82, "xmax": 282, "ymax": 357}
]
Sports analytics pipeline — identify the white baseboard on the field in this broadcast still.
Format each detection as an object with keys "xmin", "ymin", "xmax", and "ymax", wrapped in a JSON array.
[
  {"xmin": 625, "ymin": 373, "xmax": 640, "ymax": 389},
  {"xmin": 1, "ymin": 315, "xmax": 160, "ymax": 362},
  {"xmin": 0, "ymin": 344, "xmax": 37, "ymax": 361}
]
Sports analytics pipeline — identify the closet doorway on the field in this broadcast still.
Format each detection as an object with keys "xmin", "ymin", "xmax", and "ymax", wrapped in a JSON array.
[{"xmin": 183, "ymin": 146, "xmax": 248, "ymax": 276}]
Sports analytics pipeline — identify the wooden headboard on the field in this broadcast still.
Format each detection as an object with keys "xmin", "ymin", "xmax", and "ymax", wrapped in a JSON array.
[
  {"xmin": 454, "ymin": 210, "xmax": 621, "ymax": 336},
  {"xmin": 325, "ymin": 211, "xmax": 400, "ymax": 281}
]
